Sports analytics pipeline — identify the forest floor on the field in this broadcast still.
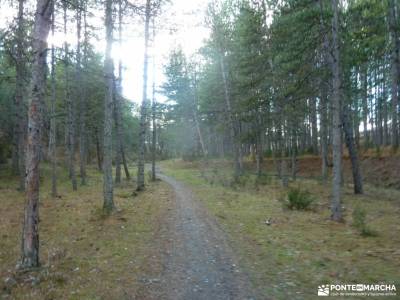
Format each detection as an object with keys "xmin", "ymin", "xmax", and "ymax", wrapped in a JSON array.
[
  {"xmin": 1, "ymin": 156, "xmax": 400, "ymax": 299},
  {"xmin": 0, "ymin": 165, "xmax": 174, "ymax": 299},
  {"xmin": 0, "ymin": 164, "xmax": 255, "ymax": 300},
  {"xmin": 161, "ymin": 158, "xmax": 400, "ymax": 300}
]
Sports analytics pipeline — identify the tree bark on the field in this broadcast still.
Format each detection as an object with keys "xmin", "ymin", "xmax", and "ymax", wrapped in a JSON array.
[
  {"xmin": 114, "ymin": 1, "xmax": 123, "ymax": 184},
  {"xmin": 20, "ymin": 0, "xmax": 53, "ymax": 269},
  {"xmin": 291, "ymin": 128, "xmax": 297, "ymax": 181},
  {"xmin": 63, "ymin": 2, "xmax": 77, "ymax": 191},
  {"xmin": 137, "ymin": 0, "xmax": 151, "ymax": 191},
  {"xmin": 389, "ymin": 0, "xmax": 400, "ymax": 149},
  {"xmin": 151, "ymin": 19, "xmax": 157, "ymax": 181},
  {"xmin": 49, "ymin": 2, "xmax": 57, "ymax": 197},
  {"xmin": 95, "ymin": 127, "xmax": 103, "ymax": 172},
  {"xmin": 256, "ymin": 111, "xmax": 263, "ymax": 177},
  {"xmin": 310, "ymin": 97, "xmax": 318, "ymax": 154},
  {"xmin": 121, "ymin": 147, "xmax": 130, "ymax": 180},
  {"xmin": 76, "ymin": 0, "xmax": 87, "ymax": 186},
  {"xmin": 353, "ymin": 98, "xmax": 360, "ymax": 149},
  {"xmin": 103, "ymin": 0, "xmax": 114, "ymax": 212},
  {"xmin": 219, "ymin": 55, "xmax": 241, "ymax": 180},
  {"xmin": 192, "ymin": 71, "xmax": 207, "ymax": 157},
  {"xmin": 330, "ymin": 0, "xmax": 343, "ymax": 222},
  {"xmin": 360, "ymin": 65, "xmax": 369, "ymax": 148},
  {"xmin": 383, "ymin": 64, "xmax": 389, "ymax": 145},
  {"xmin": 342, "ymin": 104, "xmax": 363, "ymax": 194},
  {"xmin": 114, "ymin": 0, "xmax": 130, "ymax": 183},
  {"xmin": 113, "ymin": 80, "xmax": 122, "ymax": 184},
  {"xmin": 13, "ymin": 0, "xmax": 27, "ymax": 191},
  {"xmin": 320, "ymin": 88, "xmax": 329, "ymax": 182}
]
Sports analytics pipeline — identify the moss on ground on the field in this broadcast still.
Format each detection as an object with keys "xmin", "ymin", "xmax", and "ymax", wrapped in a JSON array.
[
  {"xmin": 162, "ymin": 159, "xmax": 400, "ymax": 300},
  {"xmin": 0, "ymin": 164, "xmax": 173, "ymax": 299}
]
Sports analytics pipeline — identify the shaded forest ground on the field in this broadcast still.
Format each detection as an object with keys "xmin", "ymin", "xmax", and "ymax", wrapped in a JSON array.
[
  {"xmin": 1, "ymin": 153, "xmax": 399, "ymax": 299},
  {"xmin": 219, "ymin": 147, "xmax": 400, "ymax": 189},
  {"xmin": 0, "ymin": 165, "xmax": 173, "ymax": 299},
  {"xmin": 273, "ymin": 150, "xmax": 400, "ymax": 189},
  {"xmin": 161, "ymin": 158, "xmax": 400, "ymax": 299}
]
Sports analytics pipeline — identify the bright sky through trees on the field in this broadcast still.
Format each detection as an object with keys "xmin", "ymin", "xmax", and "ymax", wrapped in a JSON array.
[{"xmin": 0, "ymin": 0, "xmax": 210, "ymax": 103}]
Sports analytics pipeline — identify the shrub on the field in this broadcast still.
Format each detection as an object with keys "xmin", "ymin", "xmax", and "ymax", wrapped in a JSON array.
[
  {"xmin": 286, "ymin": 187, "xmax": 313, "ymax": 210},
  {"xmin": 352, "ymin": 206, "xmax": 377, "ymax": 237}
]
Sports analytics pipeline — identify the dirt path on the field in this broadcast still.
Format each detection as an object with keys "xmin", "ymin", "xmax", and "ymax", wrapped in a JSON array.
[{"xmin": 144, "ymin": 172, "xmax": 257, "ymax": 300}]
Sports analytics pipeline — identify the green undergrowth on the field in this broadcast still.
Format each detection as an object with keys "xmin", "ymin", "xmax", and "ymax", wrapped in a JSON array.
[
  {"xmin": 161, "ymin": 159, "xmax": 400, "ymax": 300},
  {"xmin": 0, "ymin": 163, "xmax": 172, "ymax": 299}
]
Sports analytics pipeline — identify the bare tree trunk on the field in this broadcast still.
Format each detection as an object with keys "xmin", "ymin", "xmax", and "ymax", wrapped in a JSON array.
[
  {"xmin": 219, "ymin": 55, "xmax": 241, "ymax": 180},
  {"xmin": 63, "ymin": 2, "xmax": 77, "ymax": 191},
  {"xmin": 361, "ymin": 65, "xmax": 369, "ymax": 148},
  {"xmin": 192, "ymin": 71, "xmax": 207, "ymax": 157},
  {"xmin": 383, "ymin": 65, "xmax": 389, "ymax": 145},
  {"xmin": 279, "ymin": 118, "xmax": 288, "ymax": 187},
  {"xmin": 281, "ymin": 140, "xmax": 288, "ymax": 188},
  {"xmin": 320, "ymin": 88, "xmax": 329, "ymax": 182},
  {"xmin": 151, "ymin": 19, "xmax": 157, "ymax": 181},
  {"xmin": 14, "ymin": 0, "xmax": 27, "ymax": 191},
  {"xmin": 113, "ymin": 80, "xmax": 122, "ymax": 184},
  {"xmin": 342, "ymin": 104, "xmax": 363, "ymax": 194},
  {"xmin": 121, "ymin": 148, "xmax": 130, "ymax": 180},
  {"xmin": 76, "ymin": 0, "xmax": 86, "ymax": 186},
  {"xmin": 49, "ymin": 3, "xmax": 57, "ymax": 197},
  {"xmin": 114, "ymin": 0, "xmax": 131, "ymax": 183},
  {"xmin": 330, "ymin": 0, "xmax": 343, "ymax": 222},
  {"xmin": 291, "ymin": 128, "xmax": 297, "ymax": 181},
  {"xmin": 319, "ymin": 0, "xmax": 332, "ymax": 183},
  {"xmin": 95, "ymin": 127, "xmax": 103, "ymax": 172},
  {"xmin": 375, "ymin": 67, "xmax": 383, "ymax": 146},
  {"xmin": 389, "ymin": 0, "xmax": 400, "ymax": 149},
  {"xmin": 20, "ymin": 0, "xmax": 53, "ymax": 269},
  {"xmin": 103, "ymin": 0, "xmax": 114, "ymax": 212},
  {"xmin": 310, "ymin": 97, "xmax": 318, "ymax": 154},
  {"xmin": 151, "ymin": 93, "xmax": 157, "ymax": 181},
  {"xmin": 353, "ymin": 101, "xmax": 360, "ymax": 149},
  {"xmin": 256, "ymin": 112, "xmax": 263, "ymax": 177},
  {"xmin": 137, "ymin": 0, "xmax": 151, "ymax": 191}
]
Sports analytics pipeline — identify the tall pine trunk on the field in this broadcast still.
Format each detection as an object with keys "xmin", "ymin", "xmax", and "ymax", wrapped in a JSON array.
[
  {"xmin": 320, "ymin": 88, "xmax": 329, "ymax": 182},
  {"xmin": 342, "ymin": 104, "xmax": 363, "ymax": 194},
  {"xmin": 115, "ymin": 0, "xmax": 130, "ymax": 183},
  {"xmin": 114, "ymin": 81, "xmax": 122, "ymax": 184},
  {"xmin": 114, "ymin": 0, "xmax": 122, "ymax": 184},
  {"xmin": 63, "ymin": 2, "xmax": 77, "ymax": 191},
  {"xmin": 389, "ymin": 0, "xmax": 400, "ymax": 149},
  {"xmin": 95, "ymin": 127, "xmax": 103, "ymax": 172},
  {"xmin": 151, "ymin": 19, "xmax": 157, "ymax": 181},
  {"xmin": 330, "ymin": 0, "xmax": 343, "ymax": 222},
  {"xmin": 219, "ymin": 55, "xmax": 241, "ymax": 180},
  {"xmin": 49, "ymin": 2, "xmax": 57, "ymax": 197},
  {"xmin": 76, "ymin": 0, "xmax": 86, "ymax": 186},
  {"xmin": 14, "ymin": 0, "xmax": 27, "ymax": 191},
  {"xmin": 137, "ymin": 0, "xmax": 151, "ymax": 191},
  {"xmin": 192, "ymin": 71, "xmax": 207, "ymax": 157},
  {"xmin": 103, "ymin": 0, "xmax": 114, "ymax": 212},
  {"xmin": 361, "ymin": 66, "xmax": 369, "ymax": 148},
  {"xmin": 310, "ymin": 97, "xmax": 318, "ymax": 154},
  {"xmin": 20, "ymin": 0, "xmax": 53, "ymax": 269}
]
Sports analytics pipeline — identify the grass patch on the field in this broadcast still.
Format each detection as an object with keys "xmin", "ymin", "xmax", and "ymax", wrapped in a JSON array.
[
  {"xmin": 0, "ymin": 164, "xmax": 173, "ymax": 299},
  {"xmin": 285, "ymin": 187, "xmax": 314, "ymax": 210},
  {"xmin": 161, "ymin": 159, "xmax": 400, "ymax": 300},
  {"xmin": 352, "ymin": 206, "xmax": 377, "ymax": 237}
]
